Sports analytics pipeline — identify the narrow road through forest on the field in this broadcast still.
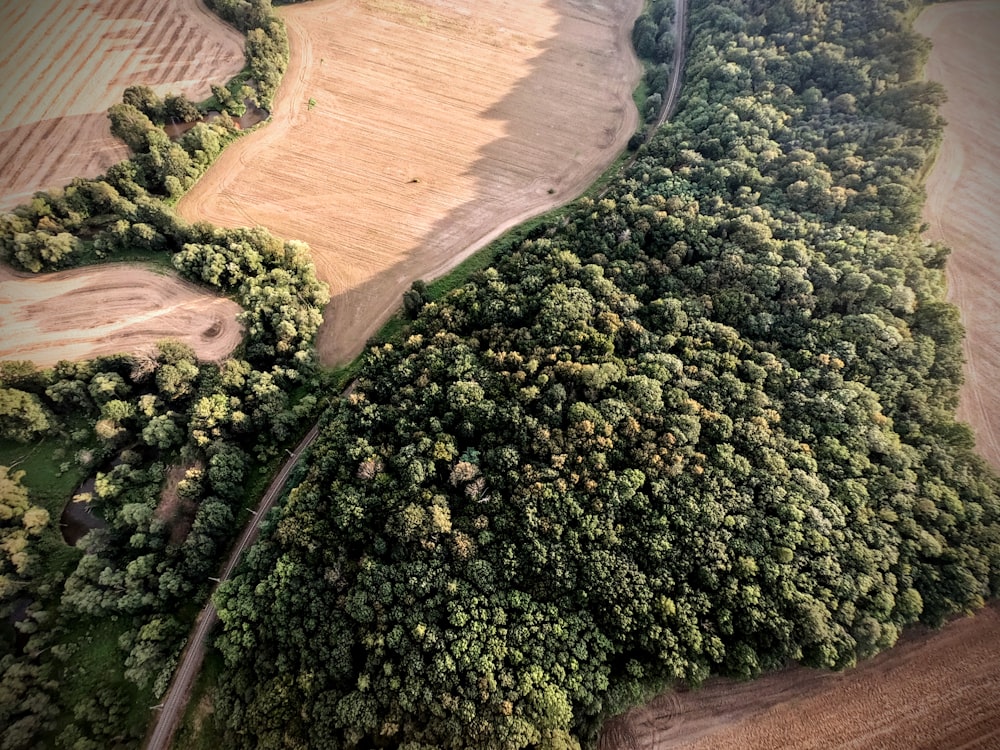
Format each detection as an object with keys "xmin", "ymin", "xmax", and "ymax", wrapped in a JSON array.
[
  {"xmin": 144, "ymin": 0, "xmax": 688, "ymax": 747},
  {"xmin": 657, "ymin": 0, "xmax": 688, "ymax": 126},
  {"xmin": 143, "ymin": 423, "xmax": 320, "ymax": 750}
]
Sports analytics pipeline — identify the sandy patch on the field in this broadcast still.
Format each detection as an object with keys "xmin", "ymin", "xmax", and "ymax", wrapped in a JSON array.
[
  {"xmin": 916, "ymin": 0, "xmax": 1000, "ymax": 470},
  {"xmin": 177, "ymin": 0, "xmax": 643, "ymax": 366},
  {"xmin": 0, "ymin": 262, "xmax": 243, "ymax": 366},
  {"xmin": 156, "ymin": 459, "xmax": 203, "ymax": 546},
  {"xmin": 0, "ymin": 0, "xmax": 245, "ymax": 209},
  {"xmin": 603, "ymin": 605, "xmax": 1000, "ymax": 749}
]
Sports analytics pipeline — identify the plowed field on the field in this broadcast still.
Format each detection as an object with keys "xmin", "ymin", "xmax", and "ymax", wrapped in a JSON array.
[
  {"xmin": 603, "ymin": 606, "xmax": 1000, "ymax": 750},
  {"xmin": 178, "ymin": 0, "xmax": 643, "ymax": 366},
  {"xmin": 917, "ymin": 0, "xmax": 1000, "ymax": 470},
  {"xmin": 0, "ymin": 263, "xmax": 243, "ymax": 366},
  {"xmin": 0, "ymin": 0, "xmax": 245, "ymax": 210}
]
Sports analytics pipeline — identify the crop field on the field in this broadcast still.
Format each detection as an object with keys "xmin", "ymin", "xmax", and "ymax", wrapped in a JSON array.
[
  {"xmin": 0, "ymin": 0, "xmax": 245, "ymax": 211},
  {"xmin": 177, "ymin": 0, "xmax": 644, "ymax": 365},
  {"xmin": 0, "ymin": 263, "xmax": 243, "ymax": 366},
  {"xmin": 917, "ymin": 0, "xmax": 1000, "ymax": 470},
  {"xmin": 604, "ymin": 605, "xmax": 1000, "ymax": 750}
]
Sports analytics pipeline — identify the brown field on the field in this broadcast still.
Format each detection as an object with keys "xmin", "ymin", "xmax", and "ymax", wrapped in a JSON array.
[
  {"xmin": 0, "ymin": 262, "xmax": 243, "ymax": 366},
  {"xmin": 0, "ymin": 0, "xmax": 245, "ymax": 210},
  {"xmin": 602, "ymin": 605, "xmax": 1000, "ymax": 750},
  {"xmin": 178, "ymin": 0, "xmax": 644, "ymax": 366},
  {"xmin": 917, "ymin": 0, "xmax": 1000, "ymax": 470}
]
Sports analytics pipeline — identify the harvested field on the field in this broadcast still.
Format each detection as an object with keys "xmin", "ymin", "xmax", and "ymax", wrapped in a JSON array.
[
  {"xmin": 917, "ymin": 0, "xmax": 1000, "ymax": 469},
  {"xmin": 0, "ymin": 0, "xmax": 245, "ymax": 210},
  {"xmin": 178, "ymin": 0, "xmax": 644, "ymax": 366},
  {"xmin": 0, "ymin": 263, "xmax": 243, "ymax": 366},
  {"xmin": 603, "ymin": 605, "xmax": 1000, "ymax": 750}
]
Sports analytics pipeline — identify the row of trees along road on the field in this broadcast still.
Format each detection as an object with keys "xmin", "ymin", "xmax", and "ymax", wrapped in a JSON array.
[{"xmin": 210, "ymin": 0, "xmax": 1000, "ymax": 748}]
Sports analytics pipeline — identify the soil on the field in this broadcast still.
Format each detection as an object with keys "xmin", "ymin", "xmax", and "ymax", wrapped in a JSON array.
[
  {"xmin": 603, "ymin": 605, "xmax": 1000, "ymax": 750},
  {"xmin": 156, "ymin": 459, "xmax": 203, "ymax": 546},
  {"xmin": 0, "ymin": 0, "xmax": 245, "ymax": 210},
  {"xmin": 917, "ymin": 0, "xmax": 1000, "ymax": 470},
  {"xmin": 0, "ymin": 262, "xmax": 244, "ymax": 366},
  {"xmin": 178, "ymin": 0, "xmax": 644, "ymax": 366}
]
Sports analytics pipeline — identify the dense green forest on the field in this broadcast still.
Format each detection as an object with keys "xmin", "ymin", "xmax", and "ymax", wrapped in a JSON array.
[
  {"xmin": 208, "ymin": 0, "xmax": 1000, "ymax": 748},
  {"xmin": 2, "ymin": 0, "xmax": 998, "ymax": 748},
  {"xmin": 0, "ymin": 1, "xmax": 325, "ymax": 747}
]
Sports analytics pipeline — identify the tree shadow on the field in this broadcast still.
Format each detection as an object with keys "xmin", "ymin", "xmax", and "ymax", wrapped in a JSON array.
[{"xmin": 317, "ymin": 0, "xmax": 642, "ymax": 366}]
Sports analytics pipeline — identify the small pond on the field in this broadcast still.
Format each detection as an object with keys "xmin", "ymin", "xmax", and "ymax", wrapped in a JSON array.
[{"xmin": 60, "ymin": 475, "xmax": 106, "ymax": 546}]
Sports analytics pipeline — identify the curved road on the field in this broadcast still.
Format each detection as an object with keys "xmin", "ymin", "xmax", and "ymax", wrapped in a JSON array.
[
  {"xmin": 143, "ymin": 0, "xmax": 689, "ymax": 746},
  {"xmin": 657, "ymin": 0, "xmax": 689, "ymax": 127},
  {"xmin": 143, "ymin": 423, "xmax": 320, "ymax": 750}
]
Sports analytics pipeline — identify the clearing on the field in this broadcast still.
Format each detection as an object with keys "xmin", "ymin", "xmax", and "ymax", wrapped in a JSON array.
[
  {"xmin": 917, "ymin": 0, "xmax": 1000, "ymax": 470},
  {"xmin": 0, "ymin": 263, "xmax": 243, "ymax": 366},
  {"xmin": 0, "ymin": 0, "xmax": 245, "ymax": 211},
  {"xmin": 177, "ymin": 0, "xmax": 644, "ymax": 366}
]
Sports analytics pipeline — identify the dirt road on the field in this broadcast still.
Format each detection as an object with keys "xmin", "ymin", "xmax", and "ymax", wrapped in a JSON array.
[
  {"xmin": 142, "ymin": 0, "xmax": 660, "ymax": 743},
  {"xmin": 601, "ymin": 2, "xmax": 1000, "ymax": 747},
  {"xmin": 656, "ymin": 0, "xmax": 688, "ymax": 127},
  {"xmin": 178, "ymin": 0, "xmax": 644, "ymax": 367},
  {"xmin": 143, "ymin": 423, "xmax": 321, "ymax": 750}
]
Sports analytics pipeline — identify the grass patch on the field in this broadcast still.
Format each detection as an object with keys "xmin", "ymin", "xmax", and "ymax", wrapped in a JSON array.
[
  {"xmin": 632, "ymin": 72, "xmax": 650, "ymax": 114},
  {"xmin": 55, "ymin": 615, "xmax": 154, "ymax": 737},
  {"xmin": 173, "ymin": 648, "xmax": 228, "ymax": 750},
  {"xmin": 0, "ymin": 437, "xmax": 87, "ymax": 514}
]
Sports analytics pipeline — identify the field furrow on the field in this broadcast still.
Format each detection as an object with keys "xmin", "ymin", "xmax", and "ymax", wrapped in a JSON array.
[
  {"xmin": 0, "ymin": 0, "xmax": 245, "ymax": 209},
  {"xmin": 607, "ymin": 606, "xmax": 1000, "ymax": 750},
  {"xmin": 917, "ymin": 0, "xmax": 1000, "ymax": 470},
  {"xmin": 0, "ymin": 264, "xmax": 244, "ymax": 366},
  {"xmin": 0, "ymin": 0, "xmax": 248, "ymax": 367}
]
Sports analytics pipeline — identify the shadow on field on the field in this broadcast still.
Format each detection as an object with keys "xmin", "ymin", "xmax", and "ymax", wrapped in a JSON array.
[{"xmin": 317, "ymin": 0, "xmax": 642, "ymax": 365}]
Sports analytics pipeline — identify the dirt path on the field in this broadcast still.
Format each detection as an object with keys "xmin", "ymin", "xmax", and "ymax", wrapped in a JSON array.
[
  {"xmin": 655, "ymin": 0, "xmax": 688, "ymax": 127},
  {"xmin": 916, "ymin": 0, "xmax": 1000, "ymax": 470},
  {"xmin": 143, "ymin": 422, "xmax": 322, "ymax": 750},
  {"xmin": 178, "ymin": 0, "xmax": 644, "ymax": 366},
  {"xmin": 0, "ymin": 0, "xmax": 244, "ymax": 210},
  {"xmin": 0, "ymin": 263, "xmax": 243, "ymax": 365},
  {"xmin": 603, "ymin": 606, "xmax": 1000, "ymax": 750}
]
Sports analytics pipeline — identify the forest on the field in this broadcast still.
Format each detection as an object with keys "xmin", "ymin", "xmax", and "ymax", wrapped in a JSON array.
[
  {"xmin": 1, "ymin": 0, "xmax": 998, "ymax": 748},
  {"xmin": 207, "ymin": 0, "xmax": 1000, "ymax": 748}
]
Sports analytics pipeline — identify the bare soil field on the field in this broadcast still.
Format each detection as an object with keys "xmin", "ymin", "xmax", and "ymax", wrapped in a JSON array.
[
  {"xmin": 178, "ymin": 0, "xmax": 644, "ymax": 366},
  {"xmin": 0, "ymin": 263, "xmax": 243, "ymax": 366},
  {"xmin": 602, "ymin": 605, "xmax": 1000, "ymax": 750},
  {"xmin": 917, "ymin": 0, "xmax": 1000, "ymax": 470},
  {"xmin": 0, "ymin": 0, "xmax": 245, "ymax": 210}
]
